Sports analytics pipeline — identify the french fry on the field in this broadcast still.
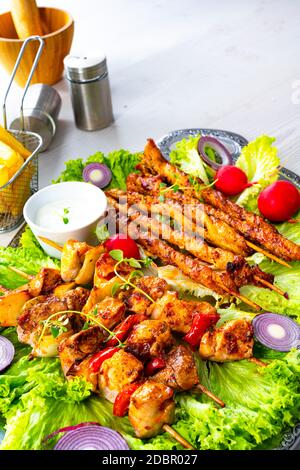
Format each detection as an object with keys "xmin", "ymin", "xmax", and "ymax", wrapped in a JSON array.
[{"xmin": 0, "ymin": 125, "xmax": 31, "ymax": 159}]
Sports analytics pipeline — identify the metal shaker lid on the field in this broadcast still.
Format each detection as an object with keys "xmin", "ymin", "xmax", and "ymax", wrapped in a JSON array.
[{"xmin": 64, "ymin": 54, "xmax": 107, "ymax": 82}]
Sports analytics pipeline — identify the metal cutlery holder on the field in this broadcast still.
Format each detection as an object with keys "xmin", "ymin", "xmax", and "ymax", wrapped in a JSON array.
[{"xmin": 0, "ymin": 36, "xmax": 44, "ymax": 232}]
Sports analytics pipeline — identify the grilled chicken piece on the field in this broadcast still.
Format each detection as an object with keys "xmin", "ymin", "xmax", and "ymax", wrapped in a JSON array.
[
  {"xmin": 99, "ymin": 349, "xmax": 143, "ymax": 402},
  {"xmin": 128, "ymin": 381, "xmax": 175, "ymax": 439},
  {"xmin": 119, "ymin": 277, "xmax": 168, "ymax": 314},
  {"xmin": 149, "ymin": 291, "xmax": 216, "ymax": 334},
  {"xmin": 125, "ymin": 319, "xmax": 173, "ymax": 360},
  {"xmin": 28, "ymin": 267, "xmax": 62, "ymax": 297},
  {"xmin": 17, "ymin": 287, "xmax": 89, "ymax": 357},
  {"xmin": 152, "ymin": 346, "xmax": 199, "ymax": 391},
  {"xmin": 61, "ymin": 240, "xmax": 104, "ymax": 284},
  {"xmin": 58, "ymin": 326, "xmax": 106, "ymax": 389},
  {"xmin": 199, "ymin": 319, "xmax": 254, "ymax": 362},
  {"xmin": 89, "ymin": 297, "xmax": 125, "ymax": 329},
  {"xmin": 141, "ymin": 139, "xmax": 300, "ymax": 262}
]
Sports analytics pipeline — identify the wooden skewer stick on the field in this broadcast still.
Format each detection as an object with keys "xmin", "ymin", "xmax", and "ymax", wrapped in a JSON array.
[
  {"xmin": 246, "ymin": 240, "xmax": 291, "ymax": 269},
  {"xmin": 253, "ymin": 275, "xmax": 288, "ymax": 299},
  {"xmin": 162, "ymin": 424, "xmax": 195, "ymax": 450},
  {"xmin": 8, "ymin": 266, "xmax": 33, "ymax": 281},
  {"xmin": 221, "ymin": 284, "xmax": 261, "ymax": 311},
  {"xmin": 38, "ymin": 236, "xmax": 63, "ymax": 252},
  {"xmin": 196, "ymin": 383, "xmax": 225, "ymax": 408},
  {"xmin": 248, "ymin": 357, "xmax": 267, "ymax": 368}
]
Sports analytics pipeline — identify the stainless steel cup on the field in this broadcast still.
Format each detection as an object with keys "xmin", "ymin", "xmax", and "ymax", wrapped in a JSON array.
[
  {"xmin": 64, "ymin": 54, "xmax": 114, "ymax": 131},
  {"xmin": 9, "ymin": 84, "xmax": 61, "ymax": 152}
]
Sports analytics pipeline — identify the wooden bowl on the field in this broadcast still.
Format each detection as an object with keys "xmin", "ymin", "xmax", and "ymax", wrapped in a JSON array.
[{"xmin": 0, "ymin": 7, "xmax": 74, "ymax": 87}]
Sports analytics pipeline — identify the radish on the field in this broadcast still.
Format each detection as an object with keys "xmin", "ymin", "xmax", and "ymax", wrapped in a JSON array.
[
  {"xmin": 104, "ymin": 233, "xmax": 140, "ymax": 259},
  {"xmin": 258, "ymin": 181, "xmax": 300, "ymax": 222},
  {"xmin": 214, "ymin": 165, "xmax": 253, "ymax": 196}
]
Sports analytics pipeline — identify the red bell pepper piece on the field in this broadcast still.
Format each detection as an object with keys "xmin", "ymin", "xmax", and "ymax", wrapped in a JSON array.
[
  {"xmin": 113, "ymin": 382, "xmax": 143, "ymax": 417},
  {"xmin": 183, "ymin": 312, "xmax": 220, "ymax": 349},
  {"xmin": 106, "ymin": 313, "xmax": 147, "ymax": 347},
  {"xmin": 89, "ymin": 346, "xmax": 119, "ymax": 373},
  {"xmin": 145, "ymin": 356, "xmax": 166, "ymax": 376}
]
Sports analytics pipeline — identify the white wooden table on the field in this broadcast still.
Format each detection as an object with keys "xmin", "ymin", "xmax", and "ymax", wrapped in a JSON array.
[{"xmin": 1, "ymin": 0, "xmax": 300, "ymax": 246}]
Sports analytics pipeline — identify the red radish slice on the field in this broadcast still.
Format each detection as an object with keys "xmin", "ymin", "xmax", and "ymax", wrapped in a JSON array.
[
  {"xmin": 53, "ymin": 425, "xmax": 129, "ymax": 450},
  {"xmin": 197, "ymin": 136, "xmax": 233, "ymax": 170},
  {"xmin": 0, "ymin": 336, "xmax": 15, "ymax": 372},
  {"xmin": 252, "ymin": 313, "xmax": 300, "ymax": 352},
  {"xmin": 83, "ymin": 163, "xmax": 112, "ymax": 188}
]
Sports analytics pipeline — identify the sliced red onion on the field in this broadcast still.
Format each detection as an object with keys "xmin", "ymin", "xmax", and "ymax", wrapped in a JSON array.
[
  {"xmin": 54, "ymin": 425, "xmax": 129, "ymax": 450},
  {"xmin": 83, "ymin": 163, "xmax": 112, "ymax": 188},
  {"xmin": 252, "ymin": 313, "xmax": 300, "ymax": 352},
  {"xmin": 197, "ymin": 136, "xmax": 233, "ymax": 170},
  {"xmin": 0, "ymin": 336, "xmax": 15, "ymax": 372},
  {"xmin": 44, "ymin": 422, "xmax": 100, "ymax": 443}
]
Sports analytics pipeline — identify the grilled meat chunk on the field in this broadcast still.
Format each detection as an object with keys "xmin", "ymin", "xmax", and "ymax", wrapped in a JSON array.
[
  {"xmin": 89, "ymin": 297, "xmax": 126, "ymax": 329},
  {"xmin": 99, "ymin": 349, "xmax": 143, "ymax": 402},
  {"xmin": 61, "ymin": 240, "xmax": 104, "ymax": 284},
  {"xmin": 199, "ymin": 319, "xmax": 254, "ymax": 362},
  {"xmin": 28, "ymin": 268, "xmax": 62, "ymax": 297},
  {"xmin": 125, "ymin": 319, "xmax": 173, "ymax": 360},
  {"xmin": 128, "ymin": 381, "xmax": 175, "ymax": 439},
  {"xmin": 120, "ymin": 277, "xmax": 168, "ymax": 314},
  {"xmin": 149, "ymin": 290, "xmax": 217, "ymax": 334},
  {"xmin": 17, "ymin": 287, "xmax": 89, "ymax": 356},
  {"xmin": 152, "ymin": 346, "xmax": 199, "ymax": 391},
  {"xmin": 58, "ymin": 326, "xmax": 106, "ymax": 388}
]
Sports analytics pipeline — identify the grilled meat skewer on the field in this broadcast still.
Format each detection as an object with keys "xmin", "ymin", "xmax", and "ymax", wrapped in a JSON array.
[
  {"xmin": 108, "ymin": 188, "xmax": 250, "ymax": 257},
  {"xmin": 111, "ymin": 201, "xmax": 238, "ymax": 295},
  {"xmin": 140, "ymin": 139, "xmax": 300, "ymax": 262},
  {"xmin": 108, "ymin": 192, "xmax": 273, "ymax": 288}
]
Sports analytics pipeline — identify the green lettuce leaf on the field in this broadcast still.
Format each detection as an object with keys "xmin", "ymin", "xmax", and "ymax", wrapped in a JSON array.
[
  {"xmin": 0, "ymin": 227, "xmax": 59, "ymax": 290},
  {"xmin": 235, "ymin": 136, "xmax": 280, "ymax": 212},
  {"xmin": 170, "ymin": 135, "xmax": 214, "ymax": 185},
  {"xmin": 53, "ymin": 149, "xmax": 141, "ymax": 191},
  {"xmin": 174, "ymin": 350, "xmax": 300, "ymax": 450}
]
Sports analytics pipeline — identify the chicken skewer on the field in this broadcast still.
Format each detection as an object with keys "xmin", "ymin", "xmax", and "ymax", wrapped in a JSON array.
[
  {"xmin": 126, "ymin": 173, "xmax": 293, "ymax": 268},
  {"xmin": 107, "ymin": 190, "xmax": 283, "ymax": 296},
  {"xmin": 112, "ymin": 187, "xmax": 251, "ymax": 257},
  {"xmin": 140, "ymin": 139, "xmax": 300, "ymax": 263},
  {"xmin": 110, "ymin": 197, "xmax": 261, "ymax": 310}
]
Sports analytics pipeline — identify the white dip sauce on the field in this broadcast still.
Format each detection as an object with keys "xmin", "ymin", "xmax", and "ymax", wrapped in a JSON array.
[
  {"xmin": 266, "ymin": 323, "xmax": 286, "ymax": 339},
  {"xmin": 35, "ymin": 199, "xmax": 96, "ymax": 230}
]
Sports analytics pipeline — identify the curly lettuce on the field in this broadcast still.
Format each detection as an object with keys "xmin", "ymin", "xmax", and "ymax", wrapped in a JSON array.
[
  {"xmin": 53, "ymin": 149, "xmax": 141, "ymax": 191},
  {"xmin": 170, "ymin": 135, "xmax": 214, "ymax": 185},
  {"xmin": 235, "ymin": 135, "xmax": 280, "ymax": 212}
]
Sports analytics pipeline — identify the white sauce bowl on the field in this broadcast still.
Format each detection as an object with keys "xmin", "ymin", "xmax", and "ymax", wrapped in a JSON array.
[{"xmin": 23, "ymin": 182, "xmax": 107, "ymax": 259}]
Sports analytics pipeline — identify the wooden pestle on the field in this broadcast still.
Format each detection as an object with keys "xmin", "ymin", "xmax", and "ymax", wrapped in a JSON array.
[{"xmin": 10, "ymin": 0, "xmax": 43, "ymax": 39}]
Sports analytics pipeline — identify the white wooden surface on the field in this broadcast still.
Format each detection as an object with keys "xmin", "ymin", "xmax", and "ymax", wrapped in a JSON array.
[{"xmin": 0, "ymin": 0, "xmax": 300, "ymax": 245}]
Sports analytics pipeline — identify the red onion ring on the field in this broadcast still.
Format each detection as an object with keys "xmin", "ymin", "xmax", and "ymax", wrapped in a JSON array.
[
  {"xmin": 54, "ymin": 425, "xmax": 129, "ymax": 450},
  {"xmin": 197, "ymin": 136, "xmax": 233, "ymax": 170},
  {"xmin": 44, "ymin": 422, "xmax": 100, "ymax": 443},
  {"xmin": 0, "ymin": 336, "xmax": 15, "ymax": 372},
  {"xmin": 83, "ymin": 163, "xmax": 112, "ymax": 188},
  {"xmin": 252, "ymin": 313, "xmax": 300, "ymax": 352}
]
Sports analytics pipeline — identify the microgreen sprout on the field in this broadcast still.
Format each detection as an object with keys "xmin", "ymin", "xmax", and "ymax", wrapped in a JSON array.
[{"xmin": 109, "ymin": 249, "xmax": 154, "ymax": 303}]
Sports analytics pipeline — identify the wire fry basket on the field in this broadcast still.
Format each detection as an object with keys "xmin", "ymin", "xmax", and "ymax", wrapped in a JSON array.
[{"xmin": 0, "ymin": 36, "xmax": 44, "ymax": 232}]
